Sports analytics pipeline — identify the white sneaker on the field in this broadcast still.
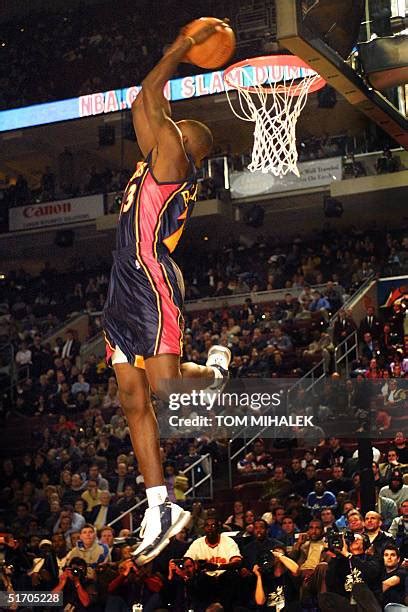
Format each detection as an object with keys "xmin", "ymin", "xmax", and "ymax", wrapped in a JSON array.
[
  {"xmin": 132, "ymin": 501, "xmax": 190, "ymax": 566},
  {"xmin": 206, "ymin": 345, "xmax": 231, "ymax": 376}
]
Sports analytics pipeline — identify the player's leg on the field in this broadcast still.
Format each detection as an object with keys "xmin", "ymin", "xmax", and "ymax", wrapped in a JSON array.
[
  {"xmin": 113, "ymin": 357, "xmax": 191, "ymax": 566},
  {"xmin": 145, "ymin": 347, "xmax": 232, "ymax": 398},
  {"xmin": 132, "ymin": 349, "xmax": 231, "ymax": 566},
  {"xmin": 113, "ymin": 362, "xmax": 162, "ymax": 489}
]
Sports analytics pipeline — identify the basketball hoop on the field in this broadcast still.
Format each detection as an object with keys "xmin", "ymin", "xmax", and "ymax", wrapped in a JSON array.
[{"xmin": 223, "ymin": 55, "xmax": 326, "ymax": 177}]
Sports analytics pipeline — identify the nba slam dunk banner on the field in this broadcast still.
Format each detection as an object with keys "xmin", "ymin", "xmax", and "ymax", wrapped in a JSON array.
[
  {"xmin": 0, "ymin": 65, "xmax": 317, "ymax": 132},
  {"xmin": 9, "ymin": 194, "xmax": 104, "ymax": 231}
]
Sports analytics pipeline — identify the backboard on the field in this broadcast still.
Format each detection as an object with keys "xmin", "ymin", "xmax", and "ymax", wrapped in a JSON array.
[{"xmin": 275, "ymin": 0, "xmax": 408, "ymax": 149}]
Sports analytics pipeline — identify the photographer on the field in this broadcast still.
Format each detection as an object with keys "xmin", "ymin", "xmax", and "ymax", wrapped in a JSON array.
[
  {"xmin": 382, "ymin": 544, "xmax": 407, "ymax": 610},
  {"xmin": 0, "ymin": 532, "xmax": 31, "ymax": 592},
  {"xmin": 318, "ymin": 532, "xmax": 382, "ymax": 611},
  {"xmin": 107, "ymin": 558, "xmax": 163, "ymax": 611},
  {"xmin": 52, "ymin": 557, "xmax": 93, "ymax": 610},
  {"xmin": 253, "ymin": 546, "xmax": 300, "ymax": 611},
  {"xmin": 165, "ymin": 557, "xmax": 202, "ymax": 611},
  {"xmin": 239, "ymin": 519, "xmax": 285, "ymax": 608}
]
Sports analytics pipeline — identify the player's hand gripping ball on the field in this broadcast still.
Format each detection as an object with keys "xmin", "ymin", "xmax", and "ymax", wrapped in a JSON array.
[{"xmin": 183, "ymin": 17, "xmax": 235, "ymax": 69}]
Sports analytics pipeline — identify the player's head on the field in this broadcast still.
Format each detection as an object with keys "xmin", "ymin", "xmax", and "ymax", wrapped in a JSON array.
[{"xmin": 177, "ymin": 119, "xmax": 213, "ymax": 165}]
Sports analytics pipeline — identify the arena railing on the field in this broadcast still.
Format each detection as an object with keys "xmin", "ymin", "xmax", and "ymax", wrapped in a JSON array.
[
  {"xmin": 226, "ymin": 357, "xmax": 327, "ymax": 488},
  {"xmin": 328, "ymin": 273, "xmax": 376, "ymax": 330},
  {"xmin": 107, "ymin": 453, "xmax": 213, "ymax": 532},
  {"xmin": 334, "ymin": 330, "xmax": 359, "ymax": 377}
]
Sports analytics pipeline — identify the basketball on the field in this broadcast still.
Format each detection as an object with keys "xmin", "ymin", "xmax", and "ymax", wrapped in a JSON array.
[{"xmin": 183, "ymin": 17, "xmax": 235, "ymax": 69}]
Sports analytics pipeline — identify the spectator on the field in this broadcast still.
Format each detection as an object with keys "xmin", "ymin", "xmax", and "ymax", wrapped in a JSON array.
[
  {"xmin": 376, "ymin": 149, "xmax": 401, "ymax": 174},
  {"xmin": 279, "ymin": 516, "xmax": 300, "ymax": 549},
  {"xmin": 326, "ymin": 465, "xmax": 353, "ymax": 496},
  {"xmin": 109, "ymin": 462, "xmax": 133, "ymax": 499},
  {"xmin": 389, "ymin": 499, "xmax": 408, "ymax": 559},
  {"xmin": 309, "ymin": 291, "xmax": 330, "ymax": 313},
  {"xmin": 364, "ymin": 511, "xmax": 395, "ymax": 557},
  {"xmin": 66, "ymin": 524, "xmax": 110, "ymax": 573},
  {"xmin": 380, "ymin": 448, "xmax": 405, "ymax": 480},
  {"xmin": 81, "ymin": 480, "xmax": 103, "ymax": 512},
  {"xmin": 267, "ymin": 507, "xmax": 286, "ymax": 540},
  {"xmin": 237, "ymin": 438, "xmax": 273, "ymax": 477},
  {"xmin": 295, "ymin": 464, "xmax": 318, "ymax": 497},
  {"xmin": 335, "ymin": 500, "xmax": 356, "ymax": 530},
  {"xmin": 290, "ymin": 519, "xmax": 330, "ymax": 602},
  {"xmin": 84, "ymin": 464, "xmax": 109, "ymax": 491},
  {"xmin": 223, "ymin": 500, "xmax": 245, "ymax": 531},
  {"xmin": 381, "ymin": 543, "xmax": 408, "ymax": 610},
  {"xmin": 347, "ymin": 510, "xmax": 365, "ymax": 535},
  {"xmin": 306, "ymin": 481, "xmax": 337, "ymax": 513},
  {"xmin": 320, "ymin": 508, "xmax": 337, "ymax": 532},
  {"xmin": 320, "ymin": 437, "xmax": 351, "ymax": 469},
  {"xmin": 393, "ymin": 432, "xmax": 408, "ymax": 464},
  {"xmin": 163, "ymin": 461, "xmax": 188, "ymax": 504},
  {"xmin": 184, "ymin": 517, "xmax": 242, "ymax": 611},
  {"xmin": 261, "ymin": 466, "xmax": 294, "ymax": 502},
  {"xmin": 88, "ymin": 491, "xmax": 120, "ymax": 530},
  {"xmin": 286, "ymin": 457, "xmax": 306, "ymax": 486},
  {"xmin": 61, "ymin": 329, "xmax": 81, "ymax": 360},
  {"xmin": 15, "ymin": 341, "xmax": 32, "ymax": 367},
  {"xmin": 380, "ymin": 471, "xmax": 408, "ymax": 508},
  {"xmin": 359, "ymin": 306, "xmax": 381, "ymax": 340},
  {"xmin": 242, "ymin": 518, "xmax": 285, "ymax": 569}
]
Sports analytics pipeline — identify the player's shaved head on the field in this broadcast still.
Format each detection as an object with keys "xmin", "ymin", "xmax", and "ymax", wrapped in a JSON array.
[{"xmin": 177, "ymin": 119, "xmax": 213, "ymax": 163}]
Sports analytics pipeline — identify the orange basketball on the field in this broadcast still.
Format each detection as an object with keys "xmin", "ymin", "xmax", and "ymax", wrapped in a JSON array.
[{"xmin": 183, "ymin": 17, "xmax": 235, "ymax": 69}]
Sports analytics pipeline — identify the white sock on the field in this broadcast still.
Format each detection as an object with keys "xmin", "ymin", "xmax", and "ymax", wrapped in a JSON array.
[{"xmin": 146, "ymin": 485, "xmax": 168, "ymax": 508}]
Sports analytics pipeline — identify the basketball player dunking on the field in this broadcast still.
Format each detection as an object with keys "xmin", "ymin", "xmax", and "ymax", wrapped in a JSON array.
[{"xmin": 102, "ymin": 21, "xmax": 231, "ymax": 565}]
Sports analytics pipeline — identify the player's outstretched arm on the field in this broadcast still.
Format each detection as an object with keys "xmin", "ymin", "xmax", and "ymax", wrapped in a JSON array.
[
  {"xmin": 131, "ymin": 90, "xmax": 171, "ymax": 159},
  {"xmin": 140, "ymin": 23, "xmax": 225, "ymax": 181}
]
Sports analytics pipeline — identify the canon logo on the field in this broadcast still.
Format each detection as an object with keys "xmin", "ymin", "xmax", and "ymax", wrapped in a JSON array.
[{"xmin": 23, "ymin": 202, "xmax": 71, "ymax": 218}]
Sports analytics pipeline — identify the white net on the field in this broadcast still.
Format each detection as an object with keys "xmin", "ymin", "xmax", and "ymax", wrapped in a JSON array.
[{"xmin": 224, "ymin": 63, "xmax": 322, "ymax": 177}]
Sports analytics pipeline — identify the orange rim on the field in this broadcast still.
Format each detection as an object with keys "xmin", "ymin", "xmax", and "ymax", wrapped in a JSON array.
[{"xmin": 223, "ymin": 55, "xmax": 326, "ymax": 96}]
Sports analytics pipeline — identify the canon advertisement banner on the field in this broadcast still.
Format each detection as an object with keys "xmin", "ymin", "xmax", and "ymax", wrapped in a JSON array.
[
  {"xmin": 230, "ymin": 157, "xmax": 343, "ymax": 199},
  {"xmin": 9, "ymin": 194, "xmax": 104, "ymax": 232}
]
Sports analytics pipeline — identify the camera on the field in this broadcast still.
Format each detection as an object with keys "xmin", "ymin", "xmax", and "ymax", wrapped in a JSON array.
[
  {"xmin": 325, "ymin": 528, "xmax": 344, "ymax": 551},
  {"xmin": 172, "ymin": 559, "xmax": 185, "ymax": 570},
  {"xmin": 257, "ymin": 550, "xmax": 275, "ymax": 574},
  {"xmin": 325, "ymin": 528, "xmax": 356, "ymax": 552},
  {"xmin": 71, "ymin": 566, "xmax": 85, "ymax": 578}
]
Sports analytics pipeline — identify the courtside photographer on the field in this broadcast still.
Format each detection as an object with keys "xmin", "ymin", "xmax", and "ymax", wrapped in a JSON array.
[
  {"xmin": 165, "ymin": 556, "xmax": 201, "ymax": 611},
  {"xmin": 252, "ymin": 545, "xmax": 301, "ymax": 611},
  {"xmin": 318, "ymin": 531, "xmax": 382, "ymax": 611},
  {"xmin": 0, "ymin": 532, "xmax": 31, "ymax": 593},
  {"xmin": 106, "ymin": 557, "xmax": 163, "ymax": 611},
  {"xmin": 52, "ymin": 557, "xmax": 96, "ymax": 611}
]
